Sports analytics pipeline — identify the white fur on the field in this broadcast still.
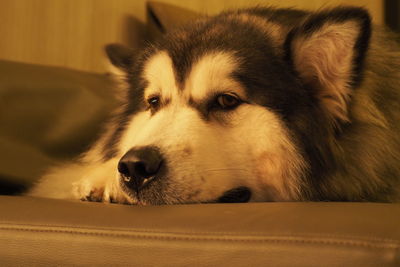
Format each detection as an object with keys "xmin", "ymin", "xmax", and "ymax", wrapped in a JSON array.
[{"xmin": 143, "ymin": 51, "xmax": 180, "ymax": 101}]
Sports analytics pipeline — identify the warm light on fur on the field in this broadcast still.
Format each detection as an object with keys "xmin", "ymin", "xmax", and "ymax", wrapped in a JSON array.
[{"xmin": 28, "ymin": 6, "xmax": 400, "ymax": 204}]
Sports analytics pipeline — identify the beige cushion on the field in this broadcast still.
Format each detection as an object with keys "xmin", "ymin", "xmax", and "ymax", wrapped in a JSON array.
[{"xmin": 0, "ymin": 196, "xmax": 399, "ymax": 266}]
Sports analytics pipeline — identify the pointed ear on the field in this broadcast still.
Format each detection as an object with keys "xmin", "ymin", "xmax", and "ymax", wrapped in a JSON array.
[
  {"xmin": 105, "ymin": 43, "xmax": 135, "ymax": 70},
  {"xmin": 104, "ymin": 43, "xmax": 135, "ymax": 91},
  {"xmin": 285, "ymin": 7, "xmax": 371, "ymax": 122}
]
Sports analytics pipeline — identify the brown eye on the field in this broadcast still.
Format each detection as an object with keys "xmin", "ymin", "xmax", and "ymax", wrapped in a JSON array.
[
  {"xmin": 147, "ymin": 96, "xmax": 160, "ymax": 111},
  {"xmin": 216, "ymin": 93, "xmax": 241, "ymax": 109}
]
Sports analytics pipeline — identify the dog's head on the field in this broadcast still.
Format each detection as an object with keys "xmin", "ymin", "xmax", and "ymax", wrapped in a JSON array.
[{"xmin": 103, "ymin": 7, "xmax": 371, "ymax": 205}]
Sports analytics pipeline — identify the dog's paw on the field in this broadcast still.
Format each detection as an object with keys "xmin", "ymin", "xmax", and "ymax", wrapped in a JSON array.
[
  {"xmin": 72, "ymin": 179, "xmax": 102, "ymax": 202},
  {"xmin": 72, "ymin": 178, "xmax": 130, "ymax": 204}
]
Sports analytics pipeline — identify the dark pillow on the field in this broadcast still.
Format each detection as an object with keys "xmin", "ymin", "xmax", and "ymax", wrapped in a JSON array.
[{"xmin": 0, "ymin": 60, "xmax": 117, "ymax": 193}]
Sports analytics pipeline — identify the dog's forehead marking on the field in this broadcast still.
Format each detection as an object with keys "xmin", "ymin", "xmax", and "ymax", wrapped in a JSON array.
[
  {"xmin": 143, "ymin": 50, "xmax": 245, "ymax": 105},
  {"xmin": 143, "ymin": 51, "xmax": 179, "ymax": 100},
  {"xmin": 185, "ymin": 52, "xmax": 245, "ymax": 100}
]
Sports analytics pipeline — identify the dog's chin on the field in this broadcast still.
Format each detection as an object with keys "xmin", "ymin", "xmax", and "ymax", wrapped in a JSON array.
[
  {"xmin": 215, "ymin": 187, "xmax": 252, "ymax": 203},
  {"xmin": 199, "ymin": 187, "xmax": 253, "ymax": 204}
]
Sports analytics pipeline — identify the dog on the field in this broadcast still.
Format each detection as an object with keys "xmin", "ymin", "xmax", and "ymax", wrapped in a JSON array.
[{"xmin": 28, "ymin": 6, "xmax": 400, "ymax": 205}]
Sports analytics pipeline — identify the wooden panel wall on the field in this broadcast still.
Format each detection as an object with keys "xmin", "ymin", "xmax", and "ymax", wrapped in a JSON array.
[
  {"xmin": 0, "ymin": 0, "xmax": 148, "ymax": 73},
  {"xmin": 0, "ymin": 0, "xmax": 383, "ymax": 73},
  {"xmin": 156, "ymin": 0, "xmax": 383, "ymax": 23}
]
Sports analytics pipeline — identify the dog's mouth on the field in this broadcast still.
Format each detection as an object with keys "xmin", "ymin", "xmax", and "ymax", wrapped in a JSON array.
[
  {"xmin": 119, "ymin": 176, "xmax": 252, "ymax": 204},
  {"xmin": 216, "ymin": 187, "xmax": 252, "ymax": 203}
]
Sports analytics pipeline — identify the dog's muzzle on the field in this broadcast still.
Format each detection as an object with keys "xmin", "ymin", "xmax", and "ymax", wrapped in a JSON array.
[
  {"xmin": 118, "ymin": 146, "xmax": 164, "ymax": 192},
  {"xmin": 118, "ymin": 147, "xmax": 252, "ymax": 204}
]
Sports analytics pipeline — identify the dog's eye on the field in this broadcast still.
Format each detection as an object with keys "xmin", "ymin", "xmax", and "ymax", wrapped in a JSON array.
[
  {"xmin": 216, "ymin": 93, "xmax": 241, "ymax": 110},
  {"xmin": 147, "ymin": 96, "xmax": 160, "ymax": 111}
]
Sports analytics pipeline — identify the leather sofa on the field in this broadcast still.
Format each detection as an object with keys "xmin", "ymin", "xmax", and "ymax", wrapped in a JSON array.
[
  {"xmin": 0, "ymin": 2, "xmax": 399, "ymax": 266},
  {"xmin": 1, "ymin": 196, "xmax": 399, "ymax": 266}
]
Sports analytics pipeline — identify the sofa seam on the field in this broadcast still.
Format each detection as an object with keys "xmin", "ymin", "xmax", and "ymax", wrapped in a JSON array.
[
  {"xmin": 0, "ymin": 225, "xmax": 399, "ymax": 250},
  {"xmin": 0, "ymin": 221, "xmax": 398, "ymax": 245}
]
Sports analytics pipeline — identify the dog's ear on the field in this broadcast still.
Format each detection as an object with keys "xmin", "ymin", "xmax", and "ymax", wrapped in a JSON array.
[
  {"xmin": 105, "ymin": 43, "xmax": 135, "ymax": 70},
  {"xmin": 285, "ymin": 7, "xmax": 371, "ymax": 122},
  {"xmin": 105, "ymin": 43, "xmax": 135, "ymax": 91}
]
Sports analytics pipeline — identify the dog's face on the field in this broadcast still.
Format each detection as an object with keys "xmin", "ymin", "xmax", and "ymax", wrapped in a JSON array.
[
  {"xmin": 116, "ymin": 50, "xmax": 306, "ymax": 204},
  {"xmin": 103, "ymin": 7, "xmax": 371, "ymax": 205}
]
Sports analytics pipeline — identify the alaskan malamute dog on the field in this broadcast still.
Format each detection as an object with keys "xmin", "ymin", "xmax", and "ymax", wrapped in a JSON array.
[{"xmin": 29, "ymin": 6, "xmax": 400, "ymax": 204}]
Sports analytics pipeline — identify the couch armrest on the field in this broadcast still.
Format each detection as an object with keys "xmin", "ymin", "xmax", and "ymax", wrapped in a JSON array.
[{"xmin": 0, "ymin": 196, "xmax": 399, "ymax": 266}]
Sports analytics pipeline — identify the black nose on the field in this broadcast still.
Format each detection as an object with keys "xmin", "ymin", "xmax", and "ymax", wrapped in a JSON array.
[{"xmin": 118, "ymin": 147, "xmax": 163, "ymax": 192}]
